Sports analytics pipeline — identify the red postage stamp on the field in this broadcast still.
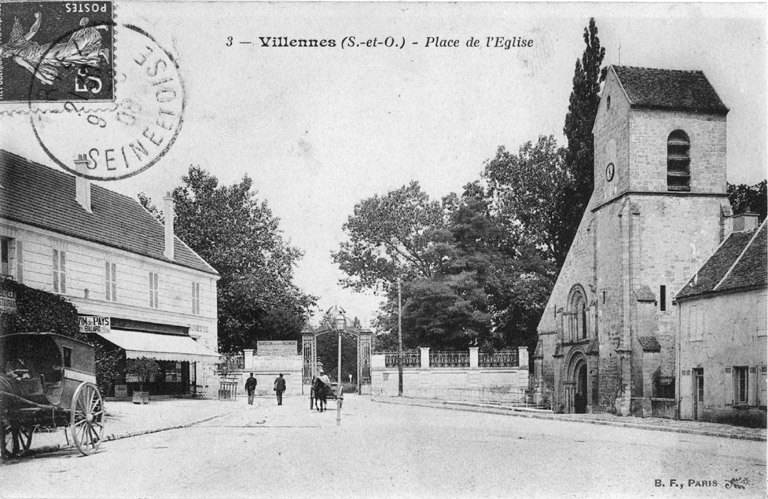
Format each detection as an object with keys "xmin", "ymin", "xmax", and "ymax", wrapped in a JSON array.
[{"xmin": 0, "ymin": 1, "xmax": 114, "ymax": 103}]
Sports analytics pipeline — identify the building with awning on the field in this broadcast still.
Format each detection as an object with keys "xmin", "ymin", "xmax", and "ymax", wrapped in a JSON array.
[
  {"xmin": 97, "ymin": 329, "xmax": 221, "ymax": 364},
  {"xmin": 0, "ymin": 150, "xmax": 221, "ymax": 397}
]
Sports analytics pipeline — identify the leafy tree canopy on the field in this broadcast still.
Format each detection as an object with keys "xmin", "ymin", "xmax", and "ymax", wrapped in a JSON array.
[
  {"xmin": 728, "ymin": 180, "xmax": 767, "ymax": 222},
  {"xmin": 332, "ymin": 181, "xmax": 450, "ymax": 292},
  {"xmin": 141, "ymin": 167, "xmax": 316, "ymax": 354}
]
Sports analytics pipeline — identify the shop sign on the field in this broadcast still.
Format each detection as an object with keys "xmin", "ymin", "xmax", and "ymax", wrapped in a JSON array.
[
  {"xmin": 0, "ymin": 289, "xmax": 17, "ymax": 313},
  {"xmin": 257, "ymin": 340, "xmax": 297, "ymax": 357},
  {"xmin": 79, "ymin": 316, "xmax": 111, "ymax": 334},
  {"xmin": 114, "ymin": 384, "xmax": 128, "ymax": 398}
]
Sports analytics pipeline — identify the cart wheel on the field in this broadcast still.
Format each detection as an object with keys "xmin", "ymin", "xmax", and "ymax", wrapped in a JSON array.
[
  {"xmin": 15, "ymin": 426, "xmax": 33, "ymax": 454},
  {"xmin": 1, "ymin": 421, "xmax": 13, "ymax": 460},
  {"xmin": 70, "ymin": 382, "xmax": 104, "ymax": 456}
]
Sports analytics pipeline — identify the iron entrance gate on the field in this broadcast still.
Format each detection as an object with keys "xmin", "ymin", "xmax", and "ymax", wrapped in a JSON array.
[{"xmin": 301, "ymin": 326, "xmax": 372, "ymax": 395}]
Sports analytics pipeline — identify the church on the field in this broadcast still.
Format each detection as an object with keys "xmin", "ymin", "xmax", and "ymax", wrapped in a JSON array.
[{"xmin": 533, "ymin": 65, "xmax": 736, "ymax": 416}]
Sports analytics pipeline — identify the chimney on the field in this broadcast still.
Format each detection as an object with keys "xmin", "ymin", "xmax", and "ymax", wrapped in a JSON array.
[
  {"xmin": 163, "ymin": 192, "xmax": 175, "ymax": 260},
  {"xmin": 732, "ymin": 209, "xmax": 759, "ymax": 233},
  {"xmin": 73, "ymin": 154, "xmax": 92, "ymax": 213}
]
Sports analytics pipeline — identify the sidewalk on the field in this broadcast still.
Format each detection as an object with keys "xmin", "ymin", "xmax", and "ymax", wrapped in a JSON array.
[
  {"xmin": 23, "ymin": 397, "xmax": 241, "ymax": 456},
  {"xmin": 373, "ymin": 396, "xmax": 767, "ymax": 442}
]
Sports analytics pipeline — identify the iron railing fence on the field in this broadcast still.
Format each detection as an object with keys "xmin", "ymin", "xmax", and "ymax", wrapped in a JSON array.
[
  {"xmin": 430, "ymin": 351, "xmax": 469, "ymax": 368},
  {"xmin": 479, "ymin": 350, "xmax": 519, "ymax": 368},
  {"xmin": 382, "ymin": 351, "xmax": 421, "ymax": 368}
]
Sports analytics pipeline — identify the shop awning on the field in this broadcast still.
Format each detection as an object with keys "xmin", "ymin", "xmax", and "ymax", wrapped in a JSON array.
[{"xmin": 97, "ymin": 329, "xmax": 220, "ymax": 363}]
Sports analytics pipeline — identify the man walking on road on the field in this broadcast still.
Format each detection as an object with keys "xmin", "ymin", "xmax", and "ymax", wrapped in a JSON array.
[
  {"xmin": 245, "ymin": 373, "xmax": 257, "ymax": 405},
  {"xmin": 274, "ymin": 373, "xmax": 286, "ymax": 406}
]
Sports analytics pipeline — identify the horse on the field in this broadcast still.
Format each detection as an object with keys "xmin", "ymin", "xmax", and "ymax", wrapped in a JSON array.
[{"xmin": 311, "ymin": 377, "xmax": 333, "ymax": 412}]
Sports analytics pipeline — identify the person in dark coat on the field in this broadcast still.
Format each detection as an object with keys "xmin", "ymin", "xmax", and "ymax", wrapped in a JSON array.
[
  {"xmin": 273, "ymin": 373, "xmax": 286, "ymax": 405},
  {"xmin": 245, "ymin": 373, "xmax": 257, "ymax": 405}
]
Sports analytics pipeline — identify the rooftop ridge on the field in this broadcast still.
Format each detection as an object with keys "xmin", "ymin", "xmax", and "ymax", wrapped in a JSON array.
[{"xmin": 714, "ymin": 220, "xmax": 766, "ymax": 292}]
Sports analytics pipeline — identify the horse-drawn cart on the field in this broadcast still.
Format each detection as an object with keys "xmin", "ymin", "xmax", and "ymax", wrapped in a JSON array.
[{"xmin": 1, "ymin": 333, "xmax": 105, "ymax": 459}]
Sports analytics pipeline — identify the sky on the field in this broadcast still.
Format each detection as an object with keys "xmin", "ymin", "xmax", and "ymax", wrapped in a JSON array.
[{"xmin": 2, "ymin": 2, "xmax": 766, "ymax": 328}]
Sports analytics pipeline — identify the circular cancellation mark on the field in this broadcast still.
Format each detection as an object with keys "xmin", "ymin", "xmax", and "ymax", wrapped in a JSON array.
[{"xmin": 29, "ymin": 23, "xmax": 185, "ymax": 181}]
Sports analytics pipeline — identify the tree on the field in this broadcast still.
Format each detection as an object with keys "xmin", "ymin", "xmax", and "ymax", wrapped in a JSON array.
[
  {"xmin": 332, "ymin": 181, "xmax": 451, "ymax": 292},
  {"xmin": 370, "ymin": 182, "xmax": 555, "ymax": 351},
  {"xmin": 484, "ymin": 135, "xmax": 571, "ymax": 266},
  {"xmin": 561, "ymin": 18, "xmax": 606, "ymax": 262},
  {"xmin": 142, "ymin": 167, "xmax": 316, "ymax": 353},
  {"xmin": 728, "ymin": 180, "xmax": 767, "ymax": 222}
]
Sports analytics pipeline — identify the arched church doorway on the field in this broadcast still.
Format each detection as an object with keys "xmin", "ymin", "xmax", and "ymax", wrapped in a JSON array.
[
  {"xmin": 574, "ymin": 361, "xmax": 588, "ymax": 414},
  {"xmin": 565, "ymin": 352, "xmax": 588, "ymax": 414}
]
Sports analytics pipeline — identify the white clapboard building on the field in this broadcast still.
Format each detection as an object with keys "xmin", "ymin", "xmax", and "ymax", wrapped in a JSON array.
[{"xmin": 0, "ymin": 150, "xmax": 220, "ymax": 396}]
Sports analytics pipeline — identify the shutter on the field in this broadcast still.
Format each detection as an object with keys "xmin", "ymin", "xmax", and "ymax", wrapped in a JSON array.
[
  {"xmin": 111, "ymin": 263, "xmax": 117, "ymax": 301},
  {"xmin": 16, "ymin": 240, "xmax": 23, "ymax": 283},
  {"xmin": 60, "ymin": 251, "xmax": 66, "ymax": 293},
  {"xmin": 52, "ymin": 249, "xmax": 59, "ymax": 293},
  {"xmin": 724, "ymin": 367, "xmax": 733, "ymax": 406},
  {"xmin": 759, "ymin": 367, "xmax": 767, "ymax": 407},
  {"xmin": 749, "ymin": 366, "xmax": 758, "ymax": 406},
  {"xmin": 105, "ymin": 261, "xmax": 111, "ymax": 301}
]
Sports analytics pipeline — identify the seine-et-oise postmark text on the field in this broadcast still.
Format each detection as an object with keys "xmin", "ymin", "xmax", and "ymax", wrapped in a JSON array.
[{"xmin": 1, "ymin": 2, "xmax": 185, "ymax": 180}]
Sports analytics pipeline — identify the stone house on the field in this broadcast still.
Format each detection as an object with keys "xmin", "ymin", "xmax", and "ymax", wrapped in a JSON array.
[
  {"xmin": 0, "ymin": 150, "xmax": 220, "ymax": 396},
  {"xmin": 676, "ymin": 214, "xmax": 766, "ymax": 425},
  {"xmin": 534, "ymin": 66, "xmax": 735, "ymax": 416}
]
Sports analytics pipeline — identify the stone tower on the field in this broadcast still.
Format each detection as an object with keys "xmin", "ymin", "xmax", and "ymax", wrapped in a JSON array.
[{"xmin": 534, "ymin": 66, "xmax": 732, "ymax": 416}]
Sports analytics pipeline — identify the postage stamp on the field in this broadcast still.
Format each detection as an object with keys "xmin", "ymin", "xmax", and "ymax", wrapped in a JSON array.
[
  {"xmin": 30, "ymin": 22, "xmax": 185, "ymax": 180},
  {"xmin": 0, "ymin": 1, "xmax": 114, "ymax": 103}
]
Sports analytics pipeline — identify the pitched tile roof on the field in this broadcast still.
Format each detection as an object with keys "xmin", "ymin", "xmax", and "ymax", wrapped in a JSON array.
[
  {"xmin": 0, "ymin": 150, "xmax": 218, "ymax": 276},
  {"xmin": 612, "ymin": 66, "xmax": 728, "ymax": 115},
  {"xmin": 677, "ymin": 221, "xmax": 767, "ymax": 300}
]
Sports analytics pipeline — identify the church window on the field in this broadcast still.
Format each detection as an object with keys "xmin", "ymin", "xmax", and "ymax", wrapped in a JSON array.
[
  {"xmin": 566, "ymin": 286, "xmax": 588, "ymax": 343},
  {"xmin": 667, "ymin": 130, "xmax": 691, "ymax": 191},
  {"xmin": 659, "ymin": 285, "xmax": 666, "ymax": 311}
]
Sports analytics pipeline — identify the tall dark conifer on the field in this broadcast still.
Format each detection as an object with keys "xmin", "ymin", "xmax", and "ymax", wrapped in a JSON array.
[{"xmin": 561, "ymin": 18, "xmax": 606, "ymax": 256}]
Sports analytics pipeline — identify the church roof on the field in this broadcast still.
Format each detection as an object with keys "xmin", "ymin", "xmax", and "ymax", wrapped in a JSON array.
[
  {"xmin": 676, "ymin": 221, "xmax": 767, "ymax": 301},
  {"xmin": 0, "ymin": 150, "xmax": 218, "ymax": 276},
  {"xmin": 612, "ymin": 66, "xmax": 728, "ymax": 115}
]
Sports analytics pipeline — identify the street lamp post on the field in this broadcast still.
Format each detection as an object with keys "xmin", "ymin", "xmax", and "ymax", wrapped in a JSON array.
[
  {"xmin": 334, "ymin": 310, "xmax": 346, "ymax": 426},
  {"xmin": 397, "ymin": 278, "xmax": 403, "ymax": 397}
]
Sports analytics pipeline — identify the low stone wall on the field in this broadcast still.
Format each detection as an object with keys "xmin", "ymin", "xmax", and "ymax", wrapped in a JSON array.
[
  {"xmin": 371, "ymin": 346, "xmax": 531, "ymax": 403},
  {"xmin": 225, "ymin": 352, "xmax": 303, "ymax": 397}
]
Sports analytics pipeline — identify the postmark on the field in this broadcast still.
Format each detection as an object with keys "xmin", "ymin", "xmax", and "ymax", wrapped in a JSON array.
[
  {"xmin": 0, "ymin": 1, "xmax": 114, "ymax": 103},
  {"xmin": 29, "ymin": 23, "xmax": 185, "ymax": 180}
]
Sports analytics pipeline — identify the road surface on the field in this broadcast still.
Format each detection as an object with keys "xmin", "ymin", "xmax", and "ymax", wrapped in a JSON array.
[{"xmin": 1, "ymin": 396, "xmax": 764, "ymax": 498}]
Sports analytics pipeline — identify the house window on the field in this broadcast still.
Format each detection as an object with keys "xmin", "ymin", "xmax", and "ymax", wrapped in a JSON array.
[
  {"xmin": 105, "ymin": 261, "xmax": 117, "ymax": 302},
  {"xmin": 192, "ymin": 282, "xmax": 200, "ymax": 315},
  {"xmin": 1, "ymin": 238, "xmax": 22, "ymax": 282},
  {"xmin": 734, "ymin": 366, "xmax": 749, "ymax": 404},
  {"xmin": 667, "ymin": 130, "xmax": 691, "ymax": 191},
  {"xmin": 149, "ymin": 272, "xmax": 159, "ymax": 308},
  {"xmin": 53, "ymin": 249, "xmax": 67, "ymax": 294},
  {"xmin": 1, "ymin": 238, "xmax": 9, "ymax": 276}
]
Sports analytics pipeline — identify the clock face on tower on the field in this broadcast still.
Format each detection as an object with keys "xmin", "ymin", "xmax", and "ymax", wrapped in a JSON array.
[{"xmin": 605, "ymin": 162, "xmax": 615, "ymax": 182}]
